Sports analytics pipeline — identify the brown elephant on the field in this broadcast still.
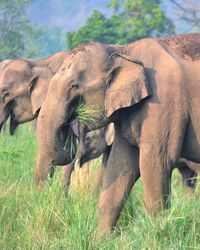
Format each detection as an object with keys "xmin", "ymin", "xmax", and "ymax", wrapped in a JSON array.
[
  {"xmin": 37, "ymin": 33, "xmax": 200, "ymax": 231},
  {"xmin": 37, "ymin": 33, "xmax": 200, "ymax": 232},
  {"xmin": 61, "ymin": 125, "xmax": 113, "ymax": 193},
  {"xmin": 0, "ymin": 51, "xmax": 69, "ymax": 133}
]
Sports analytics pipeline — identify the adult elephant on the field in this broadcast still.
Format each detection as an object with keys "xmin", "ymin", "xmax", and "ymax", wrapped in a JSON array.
[
  {"xmin": 0, "ymin": 51, "xmax": 69, "ymax": 133},
  {"xmin": 37, "ymin": 33, "xmax": 200, "ymax": 232}
]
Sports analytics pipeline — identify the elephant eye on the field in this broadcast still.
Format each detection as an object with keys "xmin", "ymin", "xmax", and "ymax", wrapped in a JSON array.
[{"xmin": 69, "ymin": 82, "xmax": 79, "ymax": 91}]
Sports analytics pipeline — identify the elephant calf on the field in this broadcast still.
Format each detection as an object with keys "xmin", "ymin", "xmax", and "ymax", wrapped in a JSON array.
[{"xmin": 62, "ymin": 124, "xmax": 198, "ymax": 195}]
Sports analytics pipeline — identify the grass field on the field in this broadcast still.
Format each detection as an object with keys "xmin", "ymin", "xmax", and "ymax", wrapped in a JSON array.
[{"xmin": 1, "ymin": 125, "xmax": 200, "ymax": 249}]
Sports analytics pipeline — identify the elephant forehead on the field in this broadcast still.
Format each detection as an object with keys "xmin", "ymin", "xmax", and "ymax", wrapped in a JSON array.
[
  {"xmin": 0, "ymin": 69, "xmax": 16, "ymax": 86},
  {"xmin": 1, "ymin": 68, "xmax": 29, "ymax": 85},
  {"xmin": 9, "ymin": 60, "xmax": 31, "ymax": 74},
  {"xmin": 69, "ymin": 45, "xmax": 111, "ymax": 68}
]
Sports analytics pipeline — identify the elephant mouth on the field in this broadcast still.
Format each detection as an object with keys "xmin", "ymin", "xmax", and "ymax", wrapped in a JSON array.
[
  {"xmin": 79, "ymin": 148, "xmax": 102, "ymax": 167},
  {"xmin": 79, "ymin": 152, "xmax": 90, "ymax": 167},
  {"xmin": 56, "ymin": 97, "xmax": 89, "ymax": 164},
  {"xmin": 0, "ymin": 112, "xmax": 18, "ymax": 135},
  {"xmin": 0, "ymin": 101, "xmax": 18, "ymax": 135},
  {"xmin": 57, "ymin": 116, "xmax": 80, "ymax": 164}
]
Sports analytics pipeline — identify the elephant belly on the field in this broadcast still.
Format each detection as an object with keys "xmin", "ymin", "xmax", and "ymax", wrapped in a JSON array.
[{"xmin": 181, "ymin": 122, "xmax": 200, "ymax": 163}]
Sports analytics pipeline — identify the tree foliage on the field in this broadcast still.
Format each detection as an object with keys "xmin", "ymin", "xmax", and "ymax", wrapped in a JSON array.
[
  {"xmin": 169, "ymin": 0, "xmax": 200, "ymax": 31},
  {"xmin": 0, "ymin": 0, "xmax": 41, "ymax": 60},
  {"xmin": 67, "ymin": 0, "xmax": 175, "ymax": 49},
  {"xmin": 67, "ymin": 11, "xmax": 125, "ymax": 49}
]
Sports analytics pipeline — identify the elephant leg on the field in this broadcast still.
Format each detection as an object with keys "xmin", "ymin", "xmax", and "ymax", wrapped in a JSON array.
[
  {"xmin": 176, "ymin": 159, "xmax": 197, "ymax": 195},
  {"xmin": 92, "ymin": 146, "xmax": 111, "ymax": 194},
  {"xmin": 139, "ymin": 143, "xmax": 174, "ymax": 215},
  {"xmin": 61, "ymin": 161, "xmax": 76, "ymax": 194},
  {"xmin": 97, "ymin": 132, "xmax": 140, "ymax": 233},
  {"xmin": 35, "ymin": 154, "xmax": 54, "ymax": 186}
]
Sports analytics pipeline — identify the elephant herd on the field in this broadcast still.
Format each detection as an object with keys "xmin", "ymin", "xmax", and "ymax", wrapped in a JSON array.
[{"xmin": 1, "ymin": 32, "xmax": 200, "ymax": 233}]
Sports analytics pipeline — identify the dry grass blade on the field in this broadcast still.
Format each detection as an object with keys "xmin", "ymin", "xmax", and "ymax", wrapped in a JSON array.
[{"xmin": 64, "ymin": 128, "xmax": 76, "ymax": 159}]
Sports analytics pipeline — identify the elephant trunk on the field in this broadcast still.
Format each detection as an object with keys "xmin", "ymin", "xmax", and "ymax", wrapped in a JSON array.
[{"xmin": 36, "ymin": 96, "xmax": 77, "ymax": 185}]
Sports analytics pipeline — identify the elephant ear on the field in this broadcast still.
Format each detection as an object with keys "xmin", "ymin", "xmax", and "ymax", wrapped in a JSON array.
[
  {"xmin": 29, "ymin": 76, "xmax": 48, "ymax": 115},
  {"xmin": 105, "ymin": 123, "xmax": 114, "ymax": 146},
  {"xmin": 105, "ymin": 53, "xmax": 151, "ymax": 118}
]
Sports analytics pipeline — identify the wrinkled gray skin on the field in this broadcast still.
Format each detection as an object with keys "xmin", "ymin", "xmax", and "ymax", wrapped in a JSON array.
[{"xmin": 37, "ymin": 33, "xmax": 200, "ymax": 233}]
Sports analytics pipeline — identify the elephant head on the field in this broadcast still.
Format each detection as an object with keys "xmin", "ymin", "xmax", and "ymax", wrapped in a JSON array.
[
  {"xmin": 0, "ymin": 52, "xmax": 68, "ymax": 134},
  {"xmin": 80, "ymin": 123, "xmax": 114, "ymax": 166},
  {"xmin": 36, "ymin": 42, "xmax": 151, "ymax": 180}
]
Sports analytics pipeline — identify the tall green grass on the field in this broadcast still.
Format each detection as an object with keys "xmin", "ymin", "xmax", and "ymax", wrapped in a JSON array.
[{"xmin": 1, "ymin": 125, "xmax": 200, "ymax": 249}]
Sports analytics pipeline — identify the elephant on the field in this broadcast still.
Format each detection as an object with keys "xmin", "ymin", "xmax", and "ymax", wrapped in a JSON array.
[
  {"xmin": 0, "ymin": 52, "xmax": 74, "ymax": 186},
  {"xmin": 61, "ymin": 125, "xmax": 113, "ymax": 193},
  {"xmin": 36, "ymin": 32, "xmax": 200, "ymax": 232},
  {"xmin": 0, "ymin": 51, "xmax": 69, "ymax": 134}
]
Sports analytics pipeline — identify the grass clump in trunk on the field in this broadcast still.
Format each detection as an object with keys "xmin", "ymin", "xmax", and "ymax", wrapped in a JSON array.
[{"xmin": 75, "ymin": 104, "xmax": 105, "ymax": 126}]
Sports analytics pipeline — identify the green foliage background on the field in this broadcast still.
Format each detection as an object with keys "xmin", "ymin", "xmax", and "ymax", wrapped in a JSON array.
[
  {"xmin": 0, "ymin": 0, "xmax": 175, "ymax": 59},
  {"xmin": 0, "ymin": 0, "xmax": 66, "ymax": 60},
  {"xmin": 0, "ymin": 0, "xmax": 38, "ymax": 59},
  {"xmin": 67, "ymin": 0, "xmax": 174, "ymax": 49}
]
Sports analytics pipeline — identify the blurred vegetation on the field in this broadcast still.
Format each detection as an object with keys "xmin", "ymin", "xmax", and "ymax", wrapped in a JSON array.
[
  {"xmin": 0, "ymin": 0, "xmax": 40, "ymax": 60},
  {"xmin": 0, "ymin": 0, "xmax": 199, "ymax": 60},
  {"xmin": 67, "ymin": 0, "xmax": 175, "ymax": 49},
  {"xmin": 0, "ymin": 0, "xmax": 66, "ymax": 60}
]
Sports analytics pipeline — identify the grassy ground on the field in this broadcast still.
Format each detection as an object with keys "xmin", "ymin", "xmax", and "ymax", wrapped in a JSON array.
[{"xmin": 1, "ymin": 126, "xmax": 200, "ymax": 249}]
